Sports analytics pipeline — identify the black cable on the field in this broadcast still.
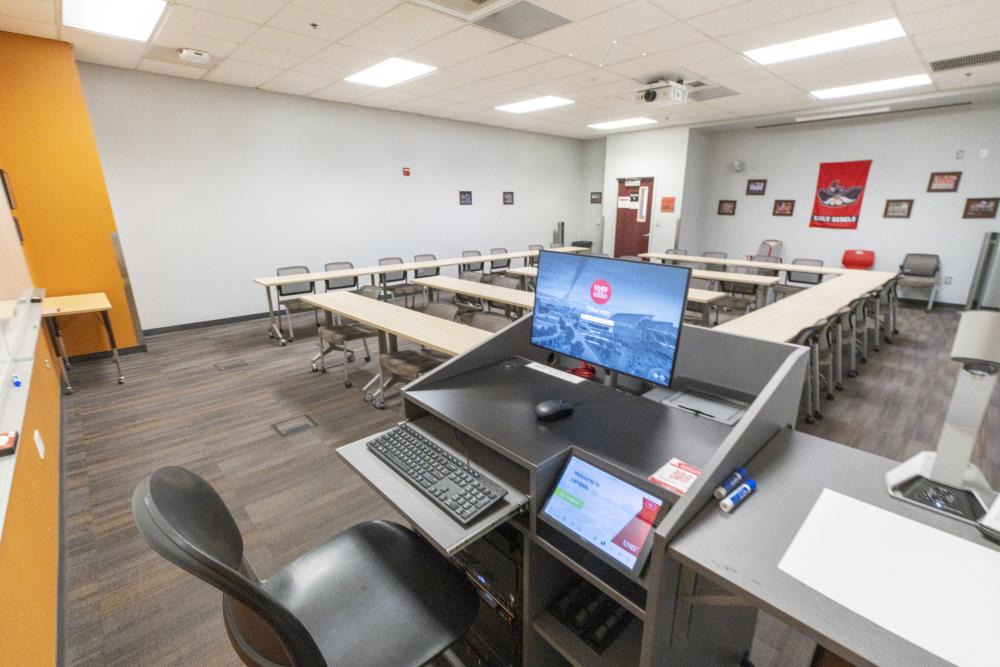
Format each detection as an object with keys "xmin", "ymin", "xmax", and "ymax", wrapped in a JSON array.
[{"xmin": 453, "ymin": 427, "xmax": 471, "ymax": 471}]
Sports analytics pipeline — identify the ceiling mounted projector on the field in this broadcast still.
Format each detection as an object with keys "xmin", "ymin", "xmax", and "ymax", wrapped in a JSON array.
[
  {"xmin": 178, "ymin": 48, "xmax": 211, "ymax": 65},
  {"xmin": 636, "ymin": 80, "xmax": 688, "ymax": 105}
]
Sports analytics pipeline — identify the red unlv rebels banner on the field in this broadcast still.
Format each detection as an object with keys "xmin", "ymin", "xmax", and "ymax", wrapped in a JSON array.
[{"xmin": 810, "ymin": 160, "xmax": 872, "ymax": 229}]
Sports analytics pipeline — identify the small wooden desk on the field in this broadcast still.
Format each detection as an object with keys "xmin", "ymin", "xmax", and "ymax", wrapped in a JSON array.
[
  {"xmin": 413, "ymin": 276, "xmax": 535, "ymax": 316},
  {"xmin": 41, "ymin": 292, "xmax": 123, "ymax": 393},
  {"xmin": 255, "ymin": 247, "xmax": 583, "ymax": 344},
  {"xmin": 301, "ymin": 292, "xmax": 491, "ymax": 358}
]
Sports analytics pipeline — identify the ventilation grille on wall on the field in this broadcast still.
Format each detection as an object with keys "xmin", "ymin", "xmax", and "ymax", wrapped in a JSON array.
[{"xmin": 930, "ymin": 50, "xmax": 1000, "ymax": 72}]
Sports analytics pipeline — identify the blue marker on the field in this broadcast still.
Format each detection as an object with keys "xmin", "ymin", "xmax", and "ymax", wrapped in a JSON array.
[
  {"xmin": 713, "ymin": 467, "xmax": 748, "ymax": 500},
  {"xmin": 11, "ymin": 374, "xmax": 23, "ymax": 388},
  {"xmin": 720, "ymin": 479, "xmax": 756, "ymax": 513}
]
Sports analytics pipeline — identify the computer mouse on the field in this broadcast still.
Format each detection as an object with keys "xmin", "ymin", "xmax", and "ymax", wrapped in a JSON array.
[{"xmin": 534, "ymin": 399, "xmax": 574, "ymax": 421}]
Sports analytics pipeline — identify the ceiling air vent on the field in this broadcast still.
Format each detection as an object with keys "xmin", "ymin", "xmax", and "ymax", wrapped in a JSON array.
[
  {"xmin": 930, "ymin": 50, "xmax": 1000, "ymax": 72},
  {"xmin": 689, "ymin": 86, "xmax": 737, "ymax": 102},
  {"xmin": 475, "ymin": 1, "xmax": 569, "ymax": 39}
]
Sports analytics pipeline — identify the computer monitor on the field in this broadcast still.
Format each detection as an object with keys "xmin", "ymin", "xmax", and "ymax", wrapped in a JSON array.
[{"xmin": 531, "ymin": 251, "xmax": 690, "ymax": 387}]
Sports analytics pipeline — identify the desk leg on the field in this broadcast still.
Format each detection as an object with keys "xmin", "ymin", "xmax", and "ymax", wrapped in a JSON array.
[
  {"xmin": 47, "ymin": 318, "xmax": 73, "ymax": 394},
  {"xmin": 99, "ymin": 311, "xmax": 125, "ymax": 384},
  {"xmin": 765, "ymin": 285, "xmax": 775, "ymax": 305},
  {"xmin": 265, "ymin": 286, "xmax": 287, "ymax": 345},
  {"xmin": 50, "ymin": 315, "xmax": 71, "ymax": 368},
  {"xmin": 701, "ymin": 305, "xmax": 710, "ymax": 327},
  {"xmin": 835, "ymin": 316, "xmax": 844, "ymax": 391},
  {"xmin": 811, "ymin": 336, "xmax": 822, "ymax": 419},
  {"xmin": 873, "ymin": 292, "xmax": 882, "ymax": 352},
  {"xmin": 520, "ymin": 275, "xmax": 528, "ymax": 291}
]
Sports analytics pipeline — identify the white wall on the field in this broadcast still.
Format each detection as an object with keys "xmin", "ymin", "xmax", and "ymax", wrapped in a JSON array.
[
  {"xmin": 678, "ymin": 129, "xmax": 708, "ymax": 254},
  {"xmin": 688, "ymin": 105, "xmax": 1000, "ymax": 304},
  {"xmin": 78, "ymin": 64, "xmax": 591, "ymax": 330},
  {"xmin": 601, "ymin": 127, "xmax": 691, "ymax": 255}
]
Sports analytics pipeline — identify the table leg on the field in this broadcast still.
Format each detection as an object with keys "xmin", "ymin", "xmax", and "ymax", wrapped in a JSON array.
[
  {"xmin": 811, "ymin": 335, "xmax": 822, "ymax": 419},
  {"xmin": 520, "ymin": 275, "xmax": 528, "ymax": 291},
  {"xmin": 835, "ymin": 316, "xmax": 844, "ymax": 391},
  {"xmin": 46, "ymin": 318, "xmax": 73, "ymax": 394},
  {"xmin": 701, "ymin": 305, "xmax": 710, "ymax": 327},
  {"xmin": 50, "ymin": 314, "xmax": 71, "ymax": 368},
  {"xmin": 264, "ymin": 286, "xmax": 286, "ymax": 345},
  {"xmin": 873, "ymin": 292, "xmax": 882, "ymax": 352},
  {"xmin": 98, "ymin": 311, "xmax": 125, "ymax": 385},
  {"xmin": 765, "ymin": 285, "xmax": 775, "ymax": 305}
]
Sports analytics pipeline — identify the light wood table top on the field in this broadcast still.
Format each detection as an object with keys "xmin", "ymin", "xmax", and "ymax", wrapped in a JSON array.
[
  {"xmin": 687, "ymin": 288, "xmax": 726, "ymax": 304},
  {"xmin": 716, "ymin": 270, "xmax": 897, "ymax": 342},
  {"xmin": 42, "ymin": 293, "xmax": 112, "ymax": 317},
  {"xmin": 254, "ymin": 246, "xmax": 582, "ymax": 288},
  {"xmin": 506, "ymin": 265, "xmax": 778, "ymax": 287},
  {"xmin": 413, "ymin": 276, "xmax": 535, "ymax": 310},
  {"xmin": 642, "ymin": 253, "xmax": 846, "ymax": 276},
  {"xmin": 302, "ymin": 292, "xmax": 491, "ymax": 356}
]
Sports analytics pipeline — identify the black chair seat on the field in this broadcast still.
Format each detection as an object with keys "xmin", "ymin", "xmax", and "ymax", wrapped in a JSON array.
[{"xmin": 265, "ymin": 521, "xmax": 477, "ymax": 667}]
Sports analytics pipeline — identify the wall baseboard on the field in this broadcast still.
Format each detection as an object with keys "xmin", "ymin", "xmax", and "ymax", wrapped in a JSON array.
[{"xmin": 143, "ymin": 311, "xmax": 271, "ymax": 337}]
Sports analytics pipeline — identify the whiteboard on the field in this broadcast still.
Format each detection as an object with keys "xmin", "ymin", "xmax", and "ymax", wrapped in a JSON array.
[{"xmin": 1, "ymin": 189, "xmax": 34, "ymax": 386}]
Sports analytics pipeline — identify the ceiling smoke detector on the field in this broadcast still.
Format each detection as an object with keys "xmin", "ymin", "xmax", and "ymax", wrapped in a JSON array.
[{"xmin": 178, "ymin": 48, "xmax": 211, "ymax": 65}]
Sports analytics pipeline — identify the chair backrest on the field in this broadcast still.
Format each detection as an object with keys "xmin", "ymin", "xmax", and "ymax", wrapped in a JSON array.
[
  {"xmin": 489, "ymin": 247, "xmax": 509, "ymax": 272},
  {"xmin": 755, "ymin": 240, "xmax": 783, "ymax": 258},
  {"xmin": 788, "ymin": 258, "xmax": 824, "ymax": 285},
  {"xmin": 358, "ymin": 285, "xmax": 380, "ymax": 299},
  {"xmin": 666, "ymin": 248, "xmax": 687, "ymax": 255},
  {"xmin": 470, "ymin": 312, "xmax": 511, "ymax": 333},
  {"xmin": 132, "ymin": 467, "xmax": 324, "ymax": 665},
  {"xmin": 423, "ymin": 302, "xmax": 459, "ymax": 321},
  {"xmin": 413, "ymin": 253, "xmax": 438, "ymax": 279},
  {"xmin": 378, "ymin": 257, "xmax": 406, "ymax": 285},
  {"xmin": 689, "ymin": 278, "xmax": 712, "ymax": 290},
  {"xmin": 900, "ymin": 253, "xmax": 940, "ymax": 277},
  {"xmin": 550, "ymin": 242, "xmax": 563, "ymax": 248},
  {"xmin": 704, "ymin": 251, "xmax": 727, "ymax": 259},
  {"xmin": 750, "ymin": 254, "xmax": 781, "ymax": 277},
  {"xmin": 459, "ymin": 270, "xmax": 484, "ymax": 283},
  {"xmin": 528, "ymin": 244, "xmax": 544, "ymax": 252},
  {"xmin": 324, "ymin": 261, "xmax": 357, "ymax": 291},
  {"xmin": 489, "ymin": 275, "xmax": 520, "ymax": 291},
  {"xmin": 461, "ymin": 250, "xmax": 483, "ymax": 273},
  {"xmin": 276, "ymin": 266, "xmax": 314, "ymax": 298}
]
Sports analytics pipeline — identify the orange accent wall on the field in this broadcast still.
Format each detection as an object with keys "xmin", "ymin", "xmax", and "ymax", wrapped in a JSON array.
[
  {"xmin": 0, "ymin": 31, "xmax": 138, "ymax": 354},
  {"xmin": 0, "ymin": 329, "xmax": 62, "ymax": 666}
]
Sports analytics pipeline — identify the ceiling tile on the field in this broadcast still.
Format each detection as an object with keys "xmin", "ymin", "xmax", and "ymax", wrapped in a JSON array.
[
  {"xmin": 529, "ymin": 0, "xmax": 632, "ymax": 21},
  {"xmin": 355, "ymin": 88, "xmax": 419, "ymax": 107},
  {"xmin": 367, "ymin": 2, "xmax": 464, "ymax": 40},
  {"xmin": 570, "ymin": 41, "xmax": 645, "ymax": 66},
  {"xmin": 903, "ymin": 0, "xmax": 1000, "ymax": 34},
  {"xmin": 481, "ymin": 43, "xmax": 559, "ymax": 68},
  {"xmin": 259, "ymin": 69, "xmax": 333, "ymax": 94},
  {"xmin": 163, "ymin": 5, "xmax": 260, "ymax": 42},
  {"xmin": 579, "ymin": 0, "xmax": 675, "ymax": 39},
  {"xmin": 624, "ymin": 21, "xmax": 708, "ymax": 54},
  {"xmin": 293, "ymin": 58, "xmax": 352, "ymax": 79},
  {"xmin": 893, "ymin": 0, "xmax": 964, "ymax": 14},
  {"xmin": 526, "ymin": 23, "xmax": 608, "ymax": 53},
  {"xmin": 521, "ymin": 78, "xmax": 580, "ymax": 94},
  {"xmin": 0, "ymin": 0, "xmax": 51, "ymax": 23},
  {"xmin": 312, "ymin": 43, "xmax": 383, "ymax": 68},
  {"xmin": 153, "ymin": 27, "xmax": 239, "ymax": 58},
  {"xmin": 64, "ymin": 28, "xmax": 146, "ymax": 68},
  {"xmin": 265, "ymin": 4, "xmax": 360, "ymax": 42},
  {"xmin": 292, "ymin": 0, "xmax": 402, "ymax": 23},
  {"xmin": 433, "ymin": 87, "xmax": 481, "ymax": 103},
  {"xmin": 934, "ymin": 66, "xmax": 1000, "ymax": 89},
  {"xmin": 765, "ymin": 0, "xmax": 859, "ymax": 19},
  {"xmin": 526, "ymin": 56, "xmax": 594, "ymax": 78},
  {"xmin": 919, "ymin": 35, "xmax": 1000, "ymax": 63},
  {"xmin": 176, "ymin": 0, "xmax": 287, "ymax": 24},
  {"xmin": 714, "ymin": 20, "xmax": 804, "ymax": 52},
  {"xmin": 0, "ymin": 15, "xmax": 55, "ymax": 38},
  {"xmin": 422, "ymin": 69, "xmax": 478, "ymax": 89},
  {"xmin": 229, "ymin": 44, "xmax": 304, "ymax": 68},
  {"xmin": 789, "ymin": 0, "xmax": 897, "ymax": 35},
  {"xmin": 402, "ymin": 42, "xmax": 473, "ymax": 68},
  {"xmin": 686, "ymin": 54, "xmax": 757, "ymax": 77},
  {"xmin": 204, "ymin": 59, "xmax": 285, "ymax": 86},
  {"xmin": 449, "ymin": 56, "xmax": 517, "ymax": 78},
  {"xmin": 338, "ymin": 26, "xmax": 426, "ymax": 55},
  {"xmin": 687, "ymin": 0, "xmax": 785, "ymax": 38},
  {"xmin": 138, "ymin": 58, "xmax": 208, "ymax": 79},
  {"xmin": 246, "ymin": 26, "xmax": 330, "ymax": 57},
  {"xmin": 457, "ymin": 79, "xmax": 516, "ymax": 96},
  {"xmin": 393, "ymin": 78, "xmax": 443, "ymax": 96},
  {"xmin": 416, "ymin": 25, "xmax": 517, "ymax": 58},
  {"xmin": 391, "ymin": 96, "xmax": 449, "ymax": 113},
  {"xmin": 491, "ymin": 69, "xmax": 551, "ymax": 88},
  {"xmin": 433, "ymin": 102, "xmax": 487, "ymax": 117},
  {"xmin": 309, "ymin": 79, "xmax": 373, "ymax": 101},
  {"xmin": 648, "ymin": 0, "xmax": 748, "ymax": 20},
  {"xmin": 913, "ymin": 16, "xmax": 1000, "ymax": 51},
  {"xmin": 562, "ymin": 67, "xmax": 630, "ymax": 87}
]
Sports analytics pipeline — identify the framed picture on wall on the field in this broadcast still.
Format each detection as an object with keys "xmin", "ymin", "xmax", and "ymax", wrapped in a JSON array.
[
  {"xmin": 0, "ymin": 169, "xmax": 15, "ymax": 210},
  {"xmin": 963, "ymin": 198, "xmax": 999, "ymax": 219},
  {"xmin": 459, "ymin": 190, "xmax": 472, "ymax": 205},
  {"xmin": 883, "ymin": 199, "xmax": 913, "ymax": 218},
  {"xmin": 927, "ymin": 172, "xmax": 961, "ymax": 192},
  {"xmin": 590, "ymin": 192, "xmax": 602, "ymax": 204},
  {"xmin": 772, "ymin": 200, "xmax": 795, "ymax": 216},
  {"xmin": 718, "ymin": 200, "xmax": 737, "ymax": 215},
  {"xmin": 503, "ymin": 191, "xmax": 514, "ymax": 205},
  {"xmin": 746, "ymin": 179, "xmax": 767, "ymax": 195}
]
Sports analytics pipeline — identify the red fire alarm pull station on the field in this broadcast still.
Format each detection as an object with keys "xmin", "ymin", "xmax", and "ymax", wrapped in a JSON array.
[{"xmin": 402, "ymin": 167, "xmax": 411, "ymax": 176}]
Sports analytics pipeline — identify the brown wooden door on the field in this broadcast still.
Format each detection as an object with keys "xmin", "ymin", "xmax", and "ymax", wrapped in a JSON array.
[{"xmin": 613, "ymin": 177, "xmax": 653, "ymax": 257}]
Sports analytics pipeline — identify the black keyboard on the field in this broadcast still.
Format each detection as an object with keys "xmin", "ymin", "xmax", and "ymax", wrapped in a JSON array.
[{"xmin": 367, "ymin": 424, "xmax": 507, "ymax": 525}]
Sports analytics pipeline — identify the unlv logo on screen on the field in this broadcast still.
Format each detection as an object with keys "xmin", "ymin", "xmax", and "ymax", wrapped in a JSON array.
[{"xmin": 590, "ymin": 279, "xmax": 612, "ymax": 304}]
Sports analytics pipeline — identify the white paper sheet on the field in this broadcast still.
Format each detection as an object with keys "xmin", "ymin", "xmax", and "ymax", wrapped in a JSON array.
[{"xmin": 779, "ymin": 489, "xmax": 1000, "ymax": 667}]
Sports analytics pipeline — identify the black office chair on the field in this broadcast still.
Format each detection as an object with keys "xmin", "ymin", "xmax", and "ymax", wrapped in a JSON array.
[{"xmin": 132, "ymin": 466, "xmax": 478, "ymax": 667}]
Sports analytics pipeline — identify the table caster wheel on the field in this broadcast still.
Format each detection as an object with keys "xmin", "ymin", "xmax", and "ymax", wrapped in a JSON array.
[
  {"xmin": 814, "ymin": 411, "xmax": 823, "ymax": 420},
  {"xmin": 311, "ymin": 363, "xmax": 318, "ymax": 372},
  {"xmin": 374, "ymin": 399, "xmax": 385, "ymax": 410},
  {"xmin": 805, "ymin": 415, "xmax": 815, "ymax": 424},
  {"xmin": 740, "ymin": 652, "xmax": 755, "ymax": 667},
  {"xmin": 861, "ymin": 358, "xmax": 867, "ymax": 364},
  {"xmin": 268, "ymin": 331, "xmax": 274, "ymax": 338},
  {"xmin": 345, "ymin": 381, "xmax": 352, "ymax": 388},
  {"xmin": 364, "ymin": 355, "xmax": 371, "ymax": 362},
  {"xmin": 835, "ymin": 383, "xmax": 844, "ymax": 391},
  {"xmin": 118, "ymin": 377, "xmax": 125, "ymax": 385},
  {"xmin": 848, "ymin": 370, "xmax": 857, "ymax": 378},
  {"xmin": 826, "ymin": 392, "xmax": 834, "ymax": 400},
  {"xmin": 280, "ymin": 340, "xmax": 287, "ymax": 347},
  {"xmin": 874, "ymin": 345, "xmax": 880, "ymax": 352},
  {"xmin": 363, "ymin": 392, "xmax": 373, "ymax": 403}
]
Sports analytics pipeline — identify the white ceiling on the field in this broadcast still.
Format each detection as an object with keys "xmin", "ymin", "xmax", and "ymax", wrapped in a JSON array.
[{"xmin": 2, "ymin": 0, "xmax": 1000, "ymax": 138}]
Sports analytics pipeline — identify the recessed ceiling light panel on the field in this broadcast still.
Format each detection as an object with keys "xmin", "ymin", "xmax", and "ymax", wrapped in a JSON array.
[
  {"xmin": 63, "ymin": 0, "xmax": 167, "ymax": 41},
  {"xmin": 588, "ymin": 117, "xmax": 657, "ymax": 130},
  {"xmin": 345, "ymin": 58, "xmax": 437, "ymax": 88},
  {"xmin": 495, "ymin": 96, "xmax": 574, "ymax": 113},
  {"xmin": 810, "ymin": 74, "xmax": 932, "ymax": 100},
  {"xmin": 744, "ymin": 18, "xmax": 906, "ymax": 65}
]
